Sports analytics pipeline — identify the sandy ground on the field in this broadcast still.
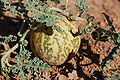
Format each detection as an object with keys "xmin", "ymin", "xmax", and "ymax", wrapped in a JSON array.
[{"xmin": 0, "ymin": 0, "xmax": 120, "ymax": 80}]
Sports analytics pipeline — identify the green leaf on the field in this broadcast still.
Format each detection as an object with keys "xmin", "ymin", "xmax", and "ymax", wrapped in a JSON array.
[
  {"xmin": 87, "ymin": 28, "xmax": 92, "ymax": 32},
  {"xmin": 91, "ymin": 23, "xmax": 98, "ymax": 28},
  {"xmin": 43, "ymin": 63, "xmax": 51, "ymax": 70},
  {"xmin": 20, "ymin": 40, "xmax": 28, "ymax": 46},
  {"xmin": 82, "ymin": 28, "xmax": 87, "ymax": 35},
  {"xmin": 18, "ymin": 70, "xmax": 25, "ymax": 79},
  {"xmin": 12, "ymin": 66, "xmax": 20, "ymax": 73},
  {"xmin": 111, "ymin": 75, "xmax": 120, "ymax": 80},
  {"xmin": 77, "ymin": 0, "xmax": 88, "ymax": 12},
  {"xmin": 117, "ymin": 37, "xmax": 120, "ymax": 44},
  {"xmin": 11, "ymin": 46, "xmax": 51, "ymax": 79},
  {"xmin": 0, "ymin": 35, "xmax": 17, "ymax": 43}
]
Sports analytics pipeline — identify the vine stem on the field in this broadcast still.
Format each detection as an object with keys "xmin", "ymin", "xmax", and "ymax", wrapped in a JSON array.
[
  {"xmin": 1, "ymin": 27, "xmax": 30, "ymax": 80},
  {"xmin": 50, "ymin": 7, "xmax": 86, "ymax": 21},
  {"xmin": 65, "ymin": 0, "xmax": 68, "ymax": 9},
  {"xmin": 2, "ymin": 43, "xmax": 10, "ymax": 51},
  {"xmin": 17, "ymin": 20, "xmax": 26, "ymax": 37},
  {"xmin": 50, "ymin": 7, "xmax": 70, "ymax": 16},
  {"xmin": 1, "ymin": 27, "xmax": 30, "ymax": 68}
]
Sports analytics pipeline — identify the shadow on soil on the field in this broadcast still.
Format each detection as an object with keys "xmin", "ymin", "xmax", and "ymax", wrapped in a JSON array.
[
  {"xmin": 0, "ymin": 9, "xmax": 22, "ymax": 36},
  {"xmin": 57, "ymin": 39, "xmax": 104, "ymax": 80}
]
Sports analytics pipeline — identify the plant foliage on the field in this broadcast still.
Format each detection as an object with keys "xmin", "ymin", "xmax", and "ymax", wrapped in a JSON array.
[
  {"xmin": 11, "ymin": 42, "xmax": 51, "ymax": 79},
  {"xmin": 0, "ymin": 35, "xmax": 17, "ymax": 43},
  {"xmin": 1, "ymin": 0, "xmax": 62, "ymax": 32},
  {"xmin": 77, "ymin": 0, "xmax": 88, "ymax": 12},
  {"xmin": 0, "ymin": 0, "xmax": 120, "ymax": 80}
]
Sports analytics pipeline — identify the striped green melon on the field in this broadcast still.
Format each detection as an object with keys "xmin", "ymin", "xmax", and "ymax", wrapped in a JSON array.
[{"xmin": 30, "ymin": 16, "xmax": 81, "ymax": 65}]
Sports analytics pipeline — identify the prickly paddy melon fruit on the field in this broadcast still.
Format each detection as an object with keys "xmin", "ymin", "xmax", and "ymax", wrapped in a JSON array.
[{"xmin": 30, "ymin": 16, "xmax": 81, "ymax": 66}]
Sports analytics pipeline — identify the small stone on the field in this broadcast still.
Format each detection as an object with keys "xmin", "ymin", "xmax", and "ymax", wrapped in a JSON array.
[
  {"xmin": 68, "ymin": 70, "xmax": 79, "ymax": 80},
  {"xmin": 58, "ymin": 75, "xmax": 68, "ymax": 80}
]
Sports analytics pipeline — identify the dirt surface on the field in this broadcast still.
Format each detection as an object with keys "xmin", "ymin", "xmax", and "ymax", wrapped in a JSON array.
[{"xmin": 0, "ymin": 0, "xmax": 120, "ymax": 80}]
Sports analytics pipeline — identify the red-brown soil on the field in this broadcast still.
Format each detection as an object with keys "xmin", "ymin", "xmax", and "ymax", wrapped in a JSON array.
[{"xmin": 0, "ymin": 0, "xmax": 120, "ymax": 80}]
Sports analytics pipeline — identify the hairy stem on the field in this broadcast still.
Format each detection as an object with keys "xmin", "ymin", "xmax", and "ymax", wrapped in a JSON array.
[
  {"xmin": 1, "ymin": 27, "xmax": 30, "ymax": 80},
  {"xmin": 50, "ymin": 7, "xmax": 70, "ymax": 16},
  {"xmin": 50, "ymin": 7, "xmax": 86, "ymax": 21},
  {"xmin": 2, "ymin": 43, "xmax": 9, "ymax": 51},
  {"xmin": 18, "ymin": 20, "xmax": 26, "ymax": 37},
  {"xmin": 1, "ymin": 27, "xmax": 30, "ymax": 73},
  {"xmin": 65, "ymin": 0, "xmax": 68, "ymax": 9}
]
